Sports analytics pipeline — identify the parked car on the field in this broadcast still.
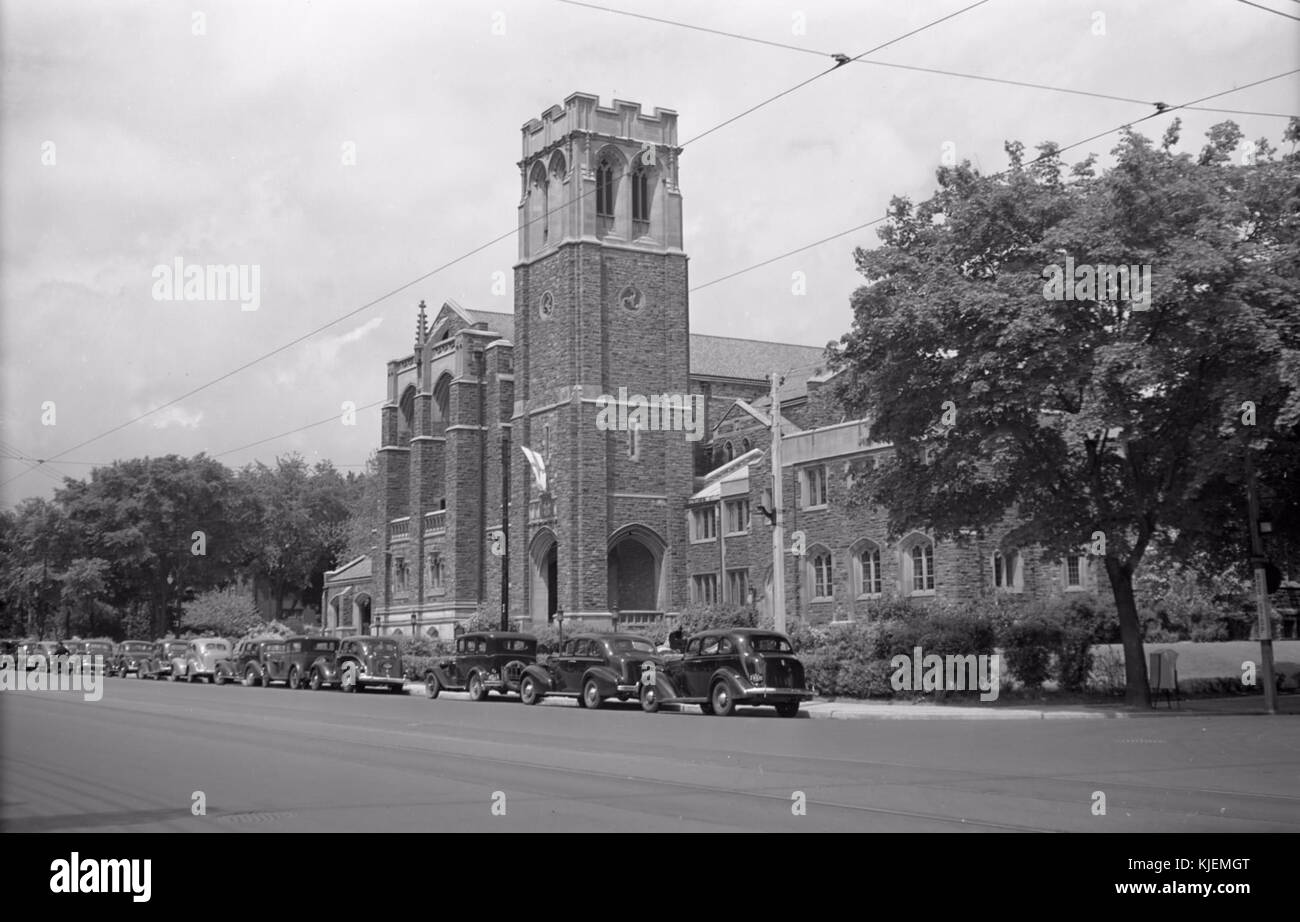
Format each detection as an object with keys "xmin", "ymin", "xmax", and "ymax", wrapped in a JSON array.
[
  {"xmin": 112, "ymin": 641, "xmax": 157, "ymax": 678},
  {"xmin": 15, "ymin": 640, "xmax": 69, "ymax": 669},
  {"xmin": 143, "ymin": 640, "xmax": 189, "ymax": 680},
  {"xmin": 65, "ymin": 640, "xmax": 114, "ymax": 674},
  {"xmin": 169, "ymin": 637, "xmax": 233, "ymax": 684},
  {"xmin": 223, "ymin": 637, "xmax": 287, "ymax": 687},
  {"xmin": 641, "ymin": 629, "xmax": 812, "ymax": 718},
  {"xmin": 336, "ymin": 635, "xmax": 405, "ymax": 693},
  {"xmin": 276, "ymin": 635, "xmax": 343, "ymax": 690},
  {"xmin": 425, "ymin": 631, "xmax": 536, "ymax": 701},
  {"xmin": 519, "ymin": 633, "xmax": 662, "ymax": 709}
]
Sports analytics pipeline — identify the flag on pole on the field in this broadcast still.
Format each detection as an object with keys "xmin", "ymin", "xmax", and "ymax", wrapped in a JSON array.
[{"xmin": 520, "ymin": 446, "xmax": 547, "ymax": 492}]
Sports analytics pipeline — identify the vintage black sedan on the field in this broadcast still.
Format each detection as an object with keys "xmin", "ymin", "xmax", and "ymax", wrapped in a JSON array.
[
  {"xmin": 640, "ymin": 629, "xmax": 812, "ymax": 718},
  {"xmin": 336, "ymin": 635, "xmax": 405, "ymax": 693},
  {"xmin": 425, "ymin": 631, "xmax": 536, "ymax": 701},
  {"xmin": 142, "ymin": 640, "xmax": 189, "ymax": 680},
  {"xmin": 111, "ymin": 640, "xmax": 157, "ymax": 678},
  {"xmin": 519, "ymin": 633, "xmax": 662, "ymax": 709},
  {"xmin": 271, "ymin": 635, "xmax": 341, "ymax": 690}
]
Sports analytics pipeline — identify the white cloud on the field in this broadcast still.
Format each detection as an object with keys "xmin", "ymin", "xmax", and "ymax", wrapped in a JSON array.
[{"xmin": 149, "ymin": 406, "xmax": 204, "ymax": 430}]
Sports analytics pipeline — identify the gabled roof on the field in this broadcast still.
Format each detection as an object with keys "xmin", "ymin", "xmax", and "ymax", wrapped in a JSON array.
[
  {"xmin": 468, "ymin": 310, "xmax": 515, "ymax": 341},
  {"xmin": 712, "ymin": 399, "xmax": 803, "ymax": 439},
  {"xmin": 325, "ymin": 555, "xmax": 372, "ymax": 582},
  {"xmin": 690, "ymin": 447, "xmax": 763, "ymax": 502}
]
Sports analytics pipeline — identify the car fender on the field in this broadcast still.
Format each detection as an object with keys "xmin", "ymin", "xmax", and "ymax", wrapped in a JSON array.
[
  {"xmin": 428, "ymin": 662, "xmax": 456, "ymax": 686},
  {"xmin": 311, "ymin": 657, "xmax": 339, "ymax": 681},
  {"xmin": 520, "ymin": 663, "xmax": 554, "ymax": 691},
  {"xmin": 710, "ymin": 667, "xmax": 748, "ymax": 698},
  {"xmin": 582, "ymin": 665, "xmax": 622, "ymax": 695}
]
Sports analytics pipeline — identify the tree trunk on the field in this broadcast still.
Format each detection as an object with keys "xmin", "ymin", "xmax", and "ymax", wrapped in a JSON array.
[{"xmin": 1104, "ymin": 556, "xmax": 1150, "ymax": 707}]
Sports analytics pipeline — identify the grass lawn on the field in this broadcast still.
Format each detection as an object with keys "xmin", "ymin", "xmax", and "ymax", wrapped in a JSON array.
[{"xmin": 1095, "ymin": 640, "xmax": 1300, "ymax": 681}]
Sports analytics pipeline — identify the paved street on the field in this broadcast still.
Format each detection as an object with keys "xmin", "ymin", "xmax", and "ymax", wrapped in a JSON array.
[{"xmin": 3, "ymin": 678, "xmax": 1299, "ymax": 833}]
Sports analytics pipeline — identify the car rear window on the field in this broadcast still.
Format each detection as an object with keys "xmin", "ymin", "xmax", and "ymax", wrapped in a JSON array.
[
  {"xmin": 500, "ymin": 639, "xmax": 535, "ymax": 653},
  {"xmin": 609, "ymin": 638, "xmax": 656, "ymax": 653},
  {"xmin": 746, "ymin": 635, "xmax": 793, "ymax": 653},
  {"xmin": 308, "ymin": 640, "xmax": 339, "ymax": 652}
]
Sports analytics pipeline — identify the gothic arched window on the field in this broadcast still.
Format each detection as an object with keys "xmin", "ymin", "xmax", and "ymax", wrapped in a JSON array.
[
  {"xmin": 632, "ymin": 164, "xmax": 650, "ymax": 223},
  {"xmin": 596, "ymin": 157, "xmax": 615, "ymax": 218}
]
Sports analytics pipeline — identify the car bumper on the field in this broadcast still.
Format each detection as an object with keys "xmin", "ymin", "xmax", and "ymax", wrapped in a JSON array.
[
  {"xmin": 616, "ymin": 684, "xmax": 642, "ymax": 695},
  {"xmin": 359, "ymin": 674, "xmax": 404, "ymax": 688},
  {"xmin": 738, "ymin": 687, "xmax": 815, "ymax": 702}
]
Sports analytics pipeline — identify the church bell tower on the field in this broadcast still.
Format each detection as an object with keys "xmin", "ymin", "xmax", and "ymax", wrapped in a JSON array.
[{"xmin": 510, "ymin": 93, "xmax": 691, "ymax": 629}]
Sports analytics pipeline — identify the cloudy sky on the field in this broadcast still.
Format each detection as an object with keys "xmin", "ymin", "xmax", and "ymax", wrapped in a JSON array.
[{"xmin": 2, "ymin": 0, "xmax": 1296, "ymax": 504}]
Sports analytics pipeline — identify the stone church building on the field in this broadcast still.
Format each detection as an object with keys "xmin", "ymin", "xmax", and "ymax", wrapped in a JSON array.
[{"xmin": 322, "ymin": 92, "xmax": 1097, "ymax": 639}]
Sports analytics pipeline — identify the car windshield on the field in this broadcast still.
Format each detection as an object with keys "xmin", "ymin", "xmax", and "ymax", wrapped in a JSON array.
[
  {"xmin": 608, "ymin": 638, "xmax": 656, "ymax": 653},
  {"xmin": 746, "ymin": 635, "xmax": 793, "ymax": 654},
  {"xmin": 265, "ymin": 644, "xmax": 286, "ymax": 653},
  {"xmin": 308, "ymin": 640, "xmax": 339, "ymax": 652},
  {"xmin": 200, "ymin": 642, "xmax": 228, "ymax": 652},
  {"xmin": 165, "ymin": 643, "xmax": 187, "ymax": 654},
  {"xmin": 86, "ymin": 643, "xmax": 113, "ymax": 652},
  {"xmin": 122, "ymin": 643, "xmax": 152, "ymax": 652},
  {"xmin": 498, "ymin": 639, "xmax": 535, "ymax": 653}
]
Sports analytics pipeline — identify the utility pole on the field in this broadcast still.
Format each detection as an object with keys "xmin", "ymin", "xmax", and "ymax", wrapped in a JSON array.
[
  {"xmin": 1245, "ymin": 449, "xmax": 1278, "ymax": 714},
  {"xmin": 500, "ymin": 433, "xmax": 510, "ymax": 632},
  {"xmin": 769, "ymin": 372, "xmax": 787, "ymax": 634}
]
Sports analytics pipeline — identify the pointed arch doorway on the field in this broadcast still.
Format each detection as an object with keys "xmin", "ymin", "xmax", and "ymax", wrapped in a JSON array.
[
  {"xmin": 606, "ymin": 524, "xmax": 667, "ymax": 628},
  {"xmin": 529, "ymin": 529, "xmax": 559, "ymax": 624}
]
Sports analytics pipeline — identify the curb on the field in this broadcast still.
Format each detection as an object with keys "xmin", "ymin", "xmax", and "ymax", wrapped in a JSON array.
[{"xmin": 802, "ymin": 705, "xmax": 1124, "ymax": 721}]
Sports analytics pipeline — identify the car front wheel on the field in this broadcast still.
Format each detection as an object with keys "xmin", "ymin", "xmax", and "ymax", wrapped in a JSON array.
[
  {"xmin": 309, "ymin": 669, "xmax": 323, "ymax": 691},
  {"xmin": 711, "ymin": 681, "xmax": 735, "ymax": 717},
  {"xmin": 639, "ymin": 682, "xmax": 660, "ymax": 713},
  {"xmin": 582, "ymin": 679, "xmax": 603, "ymax": 710},
  {"xmin": 425, "ymin": 672, "xmax": 440, "ymax": 699},
  {"xmin": 520, "ymin": 676, "xmax": 540, "ymax": 706},
  {"xmin": 468, "ymin": 673, "xmax": 486, "ymax": 702},
  {"xmin": 287, "ymin": 667, "xmax": 301, "ymax": 690}
]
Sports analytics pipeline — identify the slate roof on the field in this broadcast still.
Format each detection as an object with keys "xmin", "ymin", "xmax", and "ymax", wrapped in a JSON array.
[
  {"xmin": 688, "ymin": 334, "xmax": 827, "ymax": 385},
  {"xmin": 442, "ymin": 312, "xmax": 828, "ymax": 390},
  {"xmin": 468, "ymin": 310, "xmax": 515, "ymax": 342}
]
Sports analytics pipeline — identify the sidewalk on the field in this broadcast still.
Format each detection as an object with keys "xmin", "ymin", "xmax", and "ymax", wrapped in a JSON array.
[{"xmin": 801, "ymin": 693, "xmax": 1300, "ymax": 721}]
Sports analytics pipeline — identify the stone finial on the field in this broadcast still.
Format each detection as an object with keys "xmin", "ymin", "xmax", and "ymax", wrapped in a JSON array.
[{"xmin": 416, "ymin": 300, "xmax": 428, "ymax": 345}]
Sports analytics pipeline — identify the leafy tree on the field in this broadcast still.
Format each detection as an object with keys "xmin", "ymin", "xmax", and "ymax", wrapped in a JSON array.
[
  {"xmin": 0, "ymin": 498, "xmax": 72, "ymax": 638},
  {"xmin": 54, "ymin": 455, "xmax": 250, "ymax": 636},
  {"xmin": 180, "ymin": 586, "xmax": 262, "ymax": 637},
  {"xmin": 59, "ymin": 557, "xmax": 113, "ymax": 638},
  {"xmin": 831, "ymin": 119, "xmax": 1300, "ymax": 705},
  {"xmin": 343, "ymin": 453, "xmax": 381, "ymax": 563},
  {"xmin": 240, "ymin": 456, "xmax": 357, "ymax": 621}
]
